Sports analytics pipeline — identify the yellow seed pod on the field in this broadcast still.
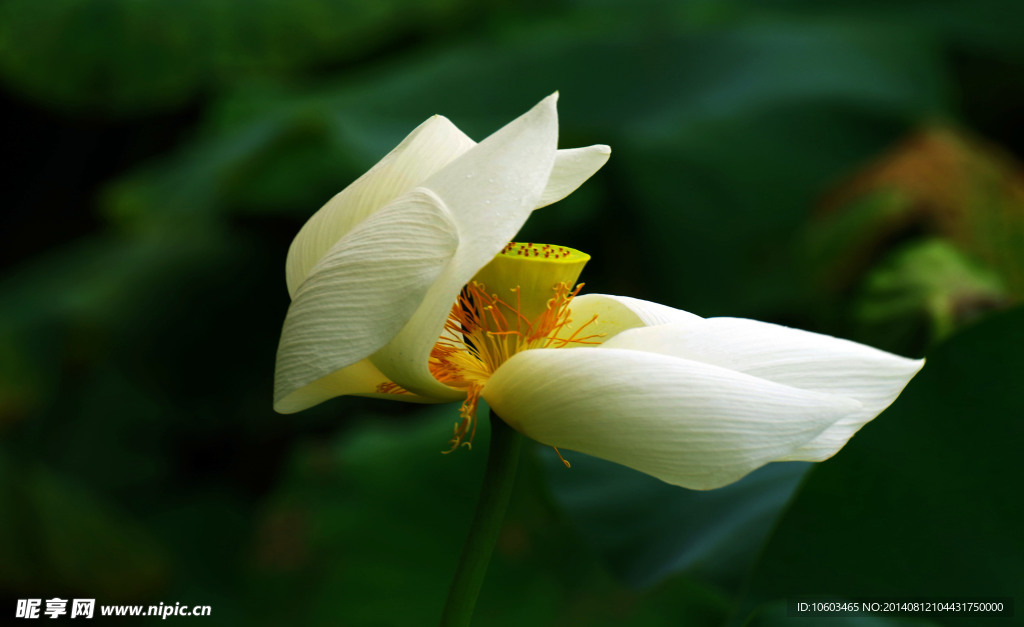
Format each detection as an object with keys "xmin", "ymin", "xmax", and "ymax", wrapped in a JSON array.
[{"xmin": 471, "ymin": 242, "xmax": 590, "ymax": 322}]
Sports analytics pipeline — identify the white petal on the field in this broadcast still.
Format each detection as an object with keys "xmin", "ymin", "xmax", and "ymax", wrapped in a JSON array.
[
  {"xmin": 536, "ymin": 145, "xmax": 612, "ymax": 208},
  {"xmin": 369, "ymin": 94, "xmax": 560, "ymax": 396},
  {"xmin": 285, "ymin": 115, "xmax": 475, "ymax": 297},
  {"xmin": 484, "ymin": 348, "xmax": 860, "ymax": 490},
  {"xmin": 274, "ymin": 359, "xmax": 439, "ymax": 414},
  {"xmin": 560, "ymin": 294, "xmax": 703, "ymax": 346},
  {"xmin": 274, "ymin": 189, "xmax": 459, "ymax": 407},
  {"xmin": 602, "ymin": 318, "xmax": 925, "ymax": 460}
]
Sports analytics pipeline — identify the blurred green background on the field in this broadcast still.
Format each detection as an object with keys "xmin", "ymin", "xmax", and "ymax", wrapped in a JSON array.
[{"xmin": 2, "ymin": 0, "xmax": 1023, "ymax": 625}]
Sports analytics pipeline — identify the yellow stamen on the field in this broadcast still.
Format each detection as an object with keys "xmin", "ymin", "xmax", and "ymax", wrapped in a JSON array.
[
  {"xmin": 375, "ymin": 381, "xmax": 411, "ymax": 395},
  {"xmin": 429, "ymin": 242, "xmax": 601, "ymax": 451}
]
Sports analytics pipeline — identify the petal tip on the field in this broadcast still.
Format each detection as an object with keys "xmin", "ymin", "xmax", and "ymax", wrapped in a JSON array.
[
  {"xmin": 272, "ymin": 383, "xmax": 298, "ymax": 415},
  {"xmin": 536, "ymin": 92, "xmax": 559, "ymax": 113},
  {"xmin": 272, "ymin": 400, "xmax": 297, "ymax": 415}
]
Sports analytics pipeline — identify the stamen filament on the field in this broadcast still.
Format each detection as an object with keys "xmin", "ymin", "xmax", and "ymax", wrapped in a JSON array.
[
  {"xmin": 374, "ymin": 243, "xmax": 598, "ymax": 452},
  {"xmin": 427, "ymin": 274, "xmax": 601, "ymax": 451}
]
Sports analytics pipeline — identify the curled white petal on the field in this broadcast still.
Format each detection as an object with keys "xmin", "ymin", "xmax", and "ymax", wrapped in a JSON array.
[
  {"xmin": 274, "ymin": 359, "xmax": 439, "ymax": 414},
  {"xmin": 285, "ymin": 115, "xmax": 475, "ymax": 297},
  {"xmin": 602, "ymin": 318, "xmax": 925, "ymax": 460},
  {"xmin": 276, "ymin": 95, "xmax": 612, "ymax": 410},
  {"xmin": 369, "ymin": 94, "xmax": 560, "ymax": 397},
  {"xmin": 274, "ymin": 189, "xmax": 459, "ymax": 407},
  {"xmin": 284, "ymin": 107, "xmax": 607, "ymax": 299},
  {"xmin": 560, "ymin": 294, "xmax": 703, "ymax": 345},
  {"xmin": 484, "ymin": 347, "xmax": 860, "ymax": 490},
  {"xmin": 536, "ymin": 145, "xmax": 611, "ymax": 208}
]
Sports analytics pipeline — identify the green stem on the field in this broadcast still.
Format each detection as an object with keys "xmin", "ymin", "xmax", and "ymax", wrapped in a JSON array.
[{"xmin": 439, "ymin": 411, "xmax": 524, "ymax": 627}]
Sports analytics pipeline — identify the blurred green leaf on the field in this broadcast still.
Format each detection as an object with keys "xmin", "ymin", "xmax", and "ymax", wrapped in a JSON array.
[
  {"xmin": 803, "ymin": 126, "xmax": 1024, "ymax": 353},
  {"xmin": 0, "ymin": 451, "xmax": 168, "ymax": 599},
  {"xmin": 0, "ymin": 232, "xmax": 239, "ymax": 422},
  {"xmin": 0, "ymin": 0, "xmax": 480, "ymax": 114},
  {"xmin": 247, "ymin": 407, "xmax": 732, "ymax": 626},
  {"xmin": 749, "ymin": 0, "xmax": 1024, "ymax": 58},
  {"xmin": 808, "ymin": 126, "xmax": 1024, "ymax": 297},
  {"xmin": 543, "ymin": 451, "xmax": 809, "ymax": 592},
  {"xmin": 737, "ymin": 305, "xmax": 1024, "ymax": 626},
  {"xmin": 103, "ymin": 104, "xmax": 373, "ymax": 228},
  {"xmin": 803, "ymin": 189, "xmax": 915, "ymax": 293},
  {"xmin": 611, "ymin": 18, "xmax": 947, "ymax": 314},
  {"xmin": 104, "ymin": 15, "xmax": 949, "ymax": 318},
  {"xmin": 857, "ymin": 238, "xmax": 1008, "ymax": 345}
]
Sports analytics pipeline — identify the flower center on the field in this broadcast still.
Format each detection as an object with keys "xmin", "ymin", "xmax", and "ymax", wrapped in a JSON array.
[{"xmin": 432, "ymin": 242, "xmax": 600, "ymax": 452}]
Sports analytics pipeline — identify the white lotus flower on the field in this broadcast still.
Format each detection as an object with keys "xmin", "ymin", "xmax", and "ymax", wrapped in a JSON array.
[{"xmin": 274, "ymin": 94, "xmax": 924, "ymax": 490}]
